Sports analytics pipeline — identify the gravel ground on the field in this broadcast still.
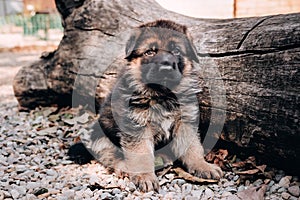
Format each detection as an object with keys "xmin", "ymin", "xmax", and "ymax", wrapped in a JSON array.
[
  {"xmin": 0, "ymin": 103, "xmax": 299, "ymax": 200},
  {"xmin": 0, "ymin": 51, "xmax": 299, "ymax": 200}
]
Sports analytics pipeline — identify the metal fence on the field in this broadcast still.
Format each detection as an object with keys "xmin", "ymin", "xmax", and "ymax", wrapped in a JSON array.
[
  {"xmin": 0, "ymin": 13, "xmax": 63, "ymax": 39},
  {"xmin": 0, "ymin": 0, "xmax": 62, "ymax": 40}
]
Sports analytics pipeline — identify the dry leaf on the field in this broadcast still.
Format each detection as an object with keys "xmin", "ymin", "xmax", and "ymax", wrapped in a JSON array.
[
  {"xmin": 37, "ymin": 127, "xmax": 58, "ymax": 136},
  {"xmin": 256, "ymin": 165, "xmax": 267, "ymax": 173},
  {"xmin": 236, "ymin": 169, "xmax": 260, "ymax": 175},
  {"xmin": 171, "ymin": 167, "xmax": 218, "ymax": 184},
  {"xmin": 63, "ymin": 113, "xmax": 90, "ymax": 125},
  {"xmin": 236, "ymin": 185, "xmax": 267, "ymax": 200}
]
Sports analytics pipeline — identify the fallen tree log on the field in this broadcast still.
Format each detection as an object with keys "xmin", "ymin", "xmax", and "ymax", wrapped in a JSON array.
[{"xmin": 13, "ymin": 0, "xmax": 300, "ymax": 175}]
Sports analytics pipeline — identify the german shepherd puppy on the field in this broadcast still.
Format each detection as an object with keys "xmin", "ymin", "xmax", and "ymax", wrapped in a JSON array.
[{"xmin": 70, "ymin": 20, "xmax": 222, "ymax": 192}]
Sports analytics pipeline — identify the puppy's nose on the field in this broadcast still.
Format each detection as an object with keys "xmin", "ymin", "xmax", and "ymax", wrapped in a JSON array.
[{"xmin": 158, "ymin": 53, "xmax": 177, "ymax": 71}]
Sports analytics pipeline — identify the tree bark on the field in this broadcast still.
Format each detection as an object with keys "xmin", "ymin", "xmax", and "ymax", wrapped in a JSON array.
[{"xmin": 13, "ymin": 0, "xmax": 300, "ymax": 174}]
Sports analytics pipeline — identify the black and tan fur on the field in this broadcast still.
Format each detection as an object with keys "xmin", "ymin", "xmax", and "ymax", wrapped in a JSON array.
[{"xmin": 70, "ymin": 20, "xmax": 222, "ymax": 192}]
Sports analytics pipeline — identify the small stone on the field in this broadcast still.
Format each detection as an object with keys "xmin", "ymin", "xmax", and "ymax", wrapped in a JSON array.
[
  {"xmin": 117, "ymin": 179, "xmax": 126, "ymax": 189},
  {"xmin": 282, "ymin": 192, "xmax": 291, "ymax": 200},
  {"xmin": 268, "ymin": 180, "xmax": 275, "ymax": 187},
  {"xmin": 204, "ymin": 188, "xmax": 214, "ymax": 199},
  {"xmin": 165, "ymin": 174, "xmax": 175, "ymax": 180},
  {"xmin": 10, "ymin": 189, "xmax": 20, "ymax": 199},
  {"xmin": 34, "ymin": 188, "xmax": 48, "ymax": 196},
  {"xmin": 253, "ymin": 179, "xmax": 263, "ymax": 187},
  {"xmin": 15, "ymin": 165, "xmax": 27, "ymax": 173},
  {"xmin": 245, "ymin": 180, "xmax": 251, "ymax": 186},
  {"xmin": 237, "ymin": 185, "xmax": 245, "ymax": 192},
  {"xmin": 182, "ymin": 183, "xmax": 192, "ymax": 194},
  {"xmin": 46, "ymin": 169, "xmax": 57, "ymax": 176},
  {"xmin": 83, "ymin": 188, "xmax": 93, "ymax": 197},
  {"xmin": 114, "ymin": 194, "xmax": 124, "ymax": 200},
  {"xmin": 112, "ymin": 188, "xmax": 121, "ymax": 195},
  {"xmin": 289, "ymin": 196, "xmax": 298, "ymax": 200},
  {"xmin": 288, "ymin": 185, "xmax": 300, "ymax": 197},
  {"xmin": 62, "ymin": 190, "xmax": 75, "ymax": 198},
  {"xmin": 177, "ymin": 179, "xmax": 186, "ymax": 185},
  {"xmin": 222, "ymin": 191, "xmax": 232, "ymax": 197},
  {"xmin": 279, "ymin": 176, "xmax": 292, "ymax": 188},
  {"xmin": 233, "ymin": 175, "xmax": 239, "ymax": 181},
  {"xmin": 225, "ymin": 187, "xmax": 237, "ymax": 193},
  {"xmin": 143, "ymin": 191, "xmax": 154, "ymax": 198},
  {"xmin": 14, "ymin": 185, "xmax": 26, "ymax": 196},
  {"xmin": 270, "ymin": 184, "xmax": 280, "ymax": 193},
  {"xmin": 184, "ymin": 195, "xmax": 198, "ymax": 200},
  {"xmin": 25, "ymin": 194, "xmax": 37, "ymax": 200},
  {"xmin": 223, "ymin": 181, "xmax": 235, "ymax": 187},
  {"xmin": 101, "ymin": 192, "xmax": 112, "ymax": 199},
  {"xmin": 128, "ymin": 182, "xmax": 136, "ymax": 192},
  {"xmin": 0, "ymin": 191, "xmax": 4, "ymax": 200},
  {"xmin": 278, "ymin": 187, "xmax": 287, "ymax": 193},
  {"xmin": 88, "ymin": 174, "xmax": 100, "ymax": 185},
  {"xmin": 191, "ymin": 189, "xmax": 203, "ymax": 197}
]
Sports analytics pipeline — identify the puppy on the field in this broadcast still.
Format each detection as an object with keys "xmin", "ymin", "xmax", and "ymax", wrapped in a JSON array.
[{"xmin": 70, "ymin": 20, "xmax": 223, "ymax": 192}]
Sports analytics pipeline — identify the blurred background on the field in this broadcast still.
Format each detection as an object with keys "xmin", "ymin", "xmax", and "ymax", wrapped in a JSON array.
[
  {"xmin": 1, "ymin": 0, "xmax": 300, "ymax": 50},
  {"xmin": 0, "ymin": 0, "xmax": 299, "ymax": 104}
]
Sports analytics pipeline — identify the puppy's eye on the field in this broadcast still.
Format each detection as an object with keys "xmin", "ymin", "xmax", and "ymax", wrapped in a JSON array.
[
  {"xmin": 172, "ymin": 47, "xmax": 181, "ymax": 56},
  {"xmin": 144, "ymin": 49, "xmax": 156, "ymax": 57}
]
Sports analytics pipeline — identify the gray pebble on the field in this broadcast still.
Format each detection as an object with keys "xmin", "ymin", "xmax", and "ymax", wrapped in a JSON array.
[
  {"xmin": 279, "ymin": 176, "xmax": 292, "ymax": 188},
  {"xmin": 282, "ymin": 192, "xmax": 291, "ymax": 199},
  {"xmin": 101, "ymin": 192, "xmax": 112, "ymax": 199},
  {"xmin": 289, "ymin": 196, "xmax": 298, "ymax": 200},
  {"xmin": 225, "ymin": 186, "xmax": 237, "ymax": 193},
  {"xmin": 62, "ymin": 190, "xmax": 75, "ymax": 198},
  {"xmin": 128, "ymin": 182, "xmax": 136, "ymax": 192},
  {"xmin": 14, "ymin": 185, "xmax": 26, "ymax": 196},
  {"xmin": 0, "ymin": 191, "xmax": 4, "ymax": 200},
  {"xmin": 184, "ymin": 195, "xmax": 198, "ymax": 200},
  {"xmin": 182, "ymin": 183, "xmax": 192, "ymax": 194},
  {"xmin": 268, "ymin": 180, "xmax": 275, "ymax": 187},
  {"xmin": 223, "ymin": 181, "xmax": 235, "ymax": 187},
  {"xmin": 270, "ymin": 184, "xmax": 280, "ymax": 193},
  {"xmin": 177, "ymin": 179, "xmax": 186, "ymax": 185},
  {"xmin": 253, "ymin": 179, "xmax": 263, "ymax": 187},
  {"xmin": 191, "ymin": 189, "xmax": 203, "ymax": 197},
  {"xmin": 84, "ymin": 188, "xmax": 93, "ymax": 197},
  {"xmin": 288, "ymin": 185, "xmax": 300, "ymax": 197},
  {"xmin": 159, "ymin": 187, "xmax": 167, "ymax": 195},
  {"xmin": 25, "ymin": 194, "xmax": 37, "ymax": 200},
  {"xmin": 143, "ymin": 191, "xmax": 154, "ymax": 198},
  {"xmin": 233, "ymin": 175, "xmax": 239, "ymax": 181},
  {"xmin": 204, "ymin": 188, "xmax": 214, "ymax": 199},
  {"xmin": 117, "ymin": 179, "xmax": 126, "ymax": 189},
  {"xmin": 46, "ymin": 169, "xmax": 57, "ymax": 176},
  {"xmin": 278, "ymin": 187, "xmax": 287, "ymax": 193},
  {"xmin": 112, "ymin": 188, "xmax": 121, "ymax": 195},
  {"xmin": 114, "ymin": 193, "xmax": 124, "ymax": 200},
  {"xmin": 222, "ymin": 191, "xmax": 232, "ymax": 198},
  {"xmin": 237, "ymin": 185, "xmax": 245, "ymax": 192},
  {"xmin": 10, "ymin": 189, "xmax": 20, "ymax": 199}
]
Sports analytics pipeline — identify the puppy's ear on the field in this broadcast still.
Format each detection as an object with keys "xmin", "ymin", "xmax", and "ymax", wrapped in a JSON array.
[
  {"xmin": 185, "ymin": 33, "xmax": 199, "ymax": 63},
  {"xmin": 125, "ymin": 29, "xmax": 141, "ymax": 60}
]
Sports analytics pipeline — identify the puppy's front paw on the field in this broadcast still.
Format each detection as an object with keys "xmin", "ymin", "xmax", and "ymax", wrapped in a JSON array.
[
  {"xmin": 131, "ymin": 173, "xmax": 159, "ymax": 192},
  {"xmin": 188, "ymin": 161, "xmax": 223, "ymax": 180}
]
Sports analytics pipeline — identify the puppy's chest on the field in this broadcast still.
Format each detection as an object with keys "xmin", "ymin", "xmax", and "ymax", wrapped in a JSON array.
[{"xmin": 129, "ymin": 99, "xmax": 179, "ymax": 139}]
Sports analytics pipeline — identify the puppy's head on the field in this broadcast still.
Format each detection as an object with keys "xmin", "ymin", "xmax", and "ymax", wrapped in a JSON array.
[{"xmin": 125, "ymin": 20, "xmax": 199, "ymax": 90}]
